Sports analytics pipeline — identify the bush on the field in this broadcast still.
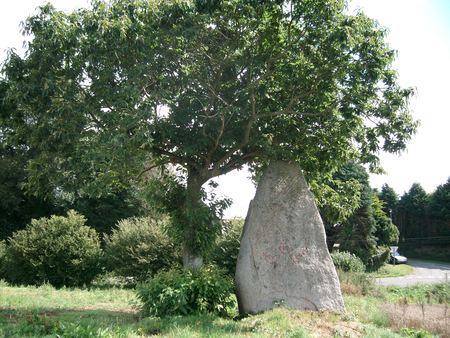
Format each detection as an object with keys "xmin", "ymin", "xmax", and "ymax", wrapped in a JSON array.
[
  {"xmin": 366, "ymin": 246, "xmax": 390, "ymax": 271},
  {"xmin": 209, "ymin": 217, "xmax": 244, "ymax": 277},
  {"xmin": 136, "ymin": 264, "xmax": 235, "ymax": 317},
  {"xmin": 2, "ymin": 210, "xmax": 103, "ymax": 287},
  {"xmin": 331, "ymin": 251, "xmax": 366, "ymax": 273},
  {"xmin": 103, "ymin": 216, "xmax": 181, "ymax": 280}
]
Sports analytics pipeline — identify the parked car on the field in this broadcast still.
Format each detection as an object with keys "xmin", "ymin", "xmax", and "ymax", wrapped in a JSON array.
[{"xmin": 390, "ymin": 251, "xmax": 408, "ymax": 264}]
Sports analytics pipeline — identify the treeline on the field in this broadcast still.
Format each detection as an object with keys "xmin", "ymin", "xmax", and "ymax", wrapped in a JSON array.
[
  {"xmin": 378, "ymin": 179, "xmax": 450, "ymax": 261},
  {"xmin": 315, "ymin": 162, "xmax": 450, "ymax": 265},
  {"xmin": 0, "ymin": 146, "xmax": 149, "ymax": 242}
]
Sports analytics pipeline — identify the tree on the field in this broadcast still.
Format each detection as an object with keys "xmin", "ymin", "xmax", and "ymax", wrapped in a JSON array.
[
  {"xmin": 426, "ymin": 177, "xmax": 450, "ymax": 239},
  {"xmin": 428, "ymin": 177, "xmax": 450, "ymax": 220},
  {"xmin": 314, "ymin": 166, "xmax": 362, "ymax": 252},
  {"xmin": 57, "ymin": 189, "xmax": 148, "ymax": 236},
  {"xmin": 331, "ymin": 162, "xmax": 379, "ymax": 267},
  {"xmin": 372, "ymin": 194, "xmax": 399, "ymax": 247},
  {"xmin": 379, "ymin": 183, "xmax": 399, "ymax": 217},
  {"xmin": 399, "ymin": 183, "xmax": 430, "ymax": 238},
  {"xmin": 400, "ymin": 183, "xmax": 429, "ymax": 217},
  {"xmin": 1, "ymin": 0, "xmax": 418, "ymax": 269}
]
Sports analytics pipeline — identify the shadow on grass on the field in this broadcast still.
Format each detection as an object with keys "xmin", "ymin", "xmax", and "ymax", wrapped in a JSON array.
[
  {"xmin": 0, "ymin": 306, "xmax": 140, "ymax": 328},
  {"xmin": 140, "ymin": 313, "xmax": 255, "ymax": 337},
  {"xmin": 0, "ymin": 306, "xmax": 256, "ymax": 337}
]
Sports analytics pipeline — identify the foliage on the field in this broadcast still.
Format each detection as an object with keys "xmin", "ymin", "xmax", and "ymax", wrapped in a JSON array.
[
  {"xmin": 311, "ymin": 174, "xmax": 362, "ymax": 252},
  {"xmin": 58, "ymin": 189, "xmax": 148, "ymax": 236},
  {"xmin": 397, "ymin": 182, "xmax": 432, "ymax": 241},
  {"xmin": 385, "ymin": 179, "xmax": 450, "ymax": 251},
  {"xmin": 379, "ymin": 183, "xmax": 399, "ymax": 215},
  {"xmin": 1, "ymin": 0, "xmax": 418, "ymax": 266},
  {"xmin": 399, "ymin": 183, "xmax": 430, "ymax": 217},
  {"xmin": 332, "ymin": 162, "xmax": 379, "ymax": 267},
  {"xmin": 373, "ymin": 194, "xmax": 399, "ymax": 247},
  {"xmin": 368, "ymin": 246, "xmax": 391, "ymax": 271},
  {"xmin": 0, "ymin": 143, "xmax": 147, "ymax": 241},
  {"xmin": 399, "ymin": 245, "xmax": 450, "ymax": 263},
  {"xmin": 336, "ymin": 269, "xmax": 375, "ymax": 296},
  {"xmin": 2, "ymin": 210, "xmax": 103, "ymax": 287},
  {"xmin": 136, "ymin": 264, "xmax": 235, "ymax": 317},
  {"xmin": 146, "ymin": 172, "xmax": 231, "ymax": 261},
  {"xmin": 331, "ymin": 251, "xmax": 366, "ymax": 273},
  {"xmin": 0, "ymin": 240, "xmax": 6, "ymax": 278},
  {"xmin": 320, "ymin": 163, "xmax": 394, "ymax": 270},
  {"xmin": 428, "ymin": 177, "xmax": 450, "ymax": 220},
  {"xmin": 311, "ymin": 171, "xmax": 362, "ymax": 225},
  {"xmin": 209, "ymin": 217, "xmax": 244, "ymax": 277},
  {"xmin": 375, "ymin": 215, "xmax": 399, "ymax": 246},
  {"xmin": 399, "ymin": 328, "xmax": 433, "ymax": 338},
  {"xmin": 104, "ymin": 216, "xmax": 182, "ymax": 280},
  {"xmin": 0, "ymin": 146, "xmax": 58, "ymax": 241},
  {"xmin": 386, "ymin": 282, "xmax": 450, "ymax": 304}
]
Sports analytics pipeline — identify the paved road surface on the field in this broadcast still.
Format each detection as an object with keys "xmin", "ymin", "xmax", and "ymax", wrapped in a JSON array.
[{"xmin": 376, "ymin": 260, "xmax": 450, "ymax": 286}]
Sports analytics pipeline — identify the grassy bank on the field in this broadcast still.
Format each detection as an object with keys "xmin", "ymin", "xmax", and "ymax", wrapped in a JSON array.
[
  {"xmin": 372, "ymin": 263, "xmax": 414, "ymax": 278},
  {"xmin": 1, "ymin": 276, "xmax": 449, "ymax": 338}
]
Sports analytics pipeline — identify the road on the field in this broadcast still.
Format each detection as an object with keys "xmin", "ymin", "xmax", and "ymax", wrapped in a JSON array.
[{"xmin": 376, "ymin": 260, "xmax": 450, "ymax": 287}]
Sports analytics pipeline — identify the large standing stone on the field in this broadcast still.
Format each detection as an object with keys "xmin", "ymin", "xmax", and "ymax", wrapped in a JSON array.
[{"xmin": 235, "ymin": 161, "xmax": 346, "ymax": 314}]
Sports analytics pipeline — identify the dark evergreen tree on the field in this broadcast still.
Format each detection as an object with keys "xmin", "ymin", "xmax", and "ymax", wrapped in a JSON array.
[
  {"xmin": 427, "ymin": 177, "xmax": 450, "ymax": 238},
  {"xmin": 379, "ymin": 183, "xmax": 399, "ymax": 217},
  {"xmin": 372, "ymin": 194, "xmax": 399, "ymax": 247},
  {"xmin": 336, "ymin": 163, "xmax": 379, "ymax": 268},
  {"xmin": 428, "ymin": 177, "xmax": 450, "ymax": 220},
  {"xmin": 398, "ymin": 183, "xmax": 430, "ymax": 238}
]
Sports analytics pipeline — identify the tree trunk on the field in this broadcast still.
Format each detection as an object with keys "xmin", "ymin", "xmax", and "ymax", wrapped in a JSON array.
[
  {"xmin": 182, "ymin": 168, "xmax": 208, "ymax": 271},
  {"xmin": 182, "ymin": 238, "xmax": 203, "ymax": 270}
]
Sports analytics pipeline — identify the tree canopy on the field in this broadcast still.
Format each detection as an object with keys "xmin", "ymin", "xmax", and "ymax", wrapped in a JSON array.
[
  {"xmin": 428, "ymin": 178, "xmax": 450, "ymax": 220},
  {"xmin": 1, "ymin": 0, "xmax": 418, "ymax": 268},
  {"xmin": 379, "ymin": 183, "xmax": 399, "ymax": 216}
]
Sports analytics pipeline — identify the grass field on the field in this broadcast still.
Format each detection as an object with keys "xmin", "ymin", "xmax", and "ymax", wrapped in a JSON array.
[{"xmin": 1, "ymin": 273, "xmax": 449, "ymax": 337}]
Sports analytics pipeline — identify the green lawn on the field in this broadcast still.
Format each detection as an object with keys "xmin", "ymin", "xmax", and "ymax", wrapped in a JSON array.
[
  {"xmin": 372, "ymin": 263, "xmax": 414, "ymax": 278},
  {"xmin": 1, "ymin": 275, "xmax": 449, "ymax": 338}
]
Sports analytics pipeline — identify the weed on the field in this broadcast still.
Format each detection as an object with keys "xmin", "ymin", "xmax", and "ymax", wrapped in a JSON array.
[{"xmin": 400, "ymin": 327, "xmax": 434, "ymax": 338}]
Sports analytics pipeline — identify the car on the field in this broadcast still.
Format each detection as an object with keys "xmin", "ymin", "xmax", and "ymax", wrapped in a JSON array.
[{"xmin": 390, "ymin": 251, "xmax": 408, "ymax": 264}]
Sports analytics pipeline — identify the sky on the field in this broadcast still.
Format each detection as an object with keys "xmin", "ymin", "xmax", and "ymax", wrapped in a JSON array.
[{"xmin": 1, "ymin": 0, "xmax": 449, "ymax": 219}]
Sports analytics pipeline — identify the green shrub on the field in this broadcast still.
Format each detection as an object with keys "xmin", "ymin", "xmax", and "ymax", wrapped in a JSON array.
[
  {"xmin": 2, "ymin": 210, "xmax": 103, "ymax": 287},
  {"xmin": 103, "ymin": 216, "xmax": 181, "ymax": 280},
  {"xmin": 331, "ymin": 251, "xmax": 366, "ymax": 273},
  {"xmin": 136, "ymin": 264, "xmax": 235, "ymax": 317},
  {"xmin": 209, "ymin": 217, "xmax": 244, "ymax": 277},
  {"xmin": 400, "ymin": 328, "xmax": 433, "ymax": 338}
]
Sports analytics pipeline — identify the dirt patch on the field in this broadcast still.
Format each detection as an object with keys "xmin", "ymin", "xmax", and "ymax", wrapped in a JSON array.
[{"xmin": 381, "ymin": 303, "xmax": 450, "ymax": 337}]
